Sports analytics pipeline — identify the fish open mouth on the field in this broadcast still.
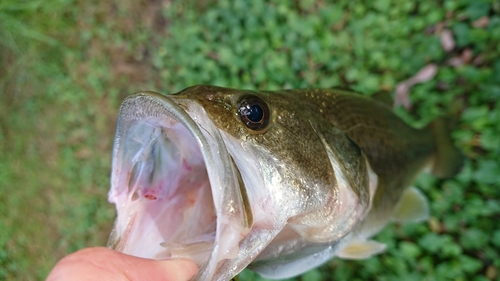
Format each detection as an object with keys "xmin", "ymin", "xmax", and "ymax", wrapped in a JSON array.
[{"xmin": 107, "ymin": 92, "xmax": 252, "ymax": 278}]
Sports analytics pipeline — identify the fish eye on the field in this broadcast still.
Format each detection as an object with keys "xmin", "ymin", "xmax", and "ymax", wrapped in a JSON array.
[{"xmin": 238, "ymin": 95, "xmax": 270, "ymax": 131}]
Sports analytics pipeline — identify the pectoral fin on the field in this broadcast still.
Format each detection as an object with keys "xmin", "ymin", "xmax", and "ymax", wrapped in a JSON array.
[
  {"xmin": 337, "ymin": 240, "xmax": 386, "ymax": 260},
  {"xmin": 392, "ymin": 187, "xmax": 429, "ymax": 223}
]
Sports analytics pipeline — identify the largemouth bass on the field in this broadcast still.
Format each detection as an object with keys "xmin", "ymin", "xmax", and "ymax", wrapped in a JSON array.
[{"xmin": 107, "ymin": 85, "xmax": 463, "ymax": 280}]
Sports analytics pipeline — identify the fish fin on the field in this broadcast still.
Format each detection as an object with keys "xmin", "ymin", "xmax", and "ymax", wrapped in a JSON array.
[
  {"xmin": 427, "ymin": 118, "xmax": 464, "ymax": 178},
  {"xmin": 370, "ymin": 91, "xmax": 393, "ymax": 107},
  {"xmin": 337, "ymin": 239, "xmax": 386, "ymax": 260},
  {"xmin": 392, "ymin": 187, "xmax": 429, "ymax": 223}
]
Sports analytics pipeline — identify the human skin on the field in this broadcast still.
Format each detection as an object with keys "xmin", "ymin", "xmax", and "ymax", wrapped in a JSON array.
[{"xmin": 46, "ymin": 247, "xmax": 198, "ymax": 281}]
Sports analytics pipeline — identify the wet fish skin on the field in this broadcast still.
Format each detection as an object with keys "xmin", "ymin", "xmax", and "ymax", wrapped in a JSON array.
[
  {"xmin": 175, "ymin": 85, "xmax": 372, "ymax": 224},
  {"xmin": 108, "ymin": 84, "xmax": 463, "ymax": 280},
  {"xmin": 175, "ymin": 84, "xmax": 448, "ymax": 238}
]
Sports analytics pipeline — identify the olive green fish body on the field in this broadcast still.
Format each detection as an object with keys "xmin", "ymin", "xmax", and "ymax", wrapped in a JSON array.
[
  {"xmin": 282, "ymin": 88, "xmax": 438, "ymax": 235},
  {"xmin": 182, "ymin": 86, "xmax": 437, "ymax": 233}
]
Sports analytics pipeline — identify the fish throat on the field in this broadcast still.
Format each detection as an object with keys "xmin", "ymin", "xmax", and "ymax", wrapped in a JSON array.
[{"xmin": 108, "ymin": 93, "xmax": 228, "ymax": 267}]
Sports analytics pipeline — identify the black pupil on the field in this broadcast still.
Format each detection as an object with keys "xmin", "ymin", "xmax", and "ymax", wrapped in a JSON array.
[
  {"xmin": 239, "ymin": 96, "xmax": 269, "ymax": 131},
  {"xmin": 246, "ymin": 104, "xmax": 263, "ymax": 122}
]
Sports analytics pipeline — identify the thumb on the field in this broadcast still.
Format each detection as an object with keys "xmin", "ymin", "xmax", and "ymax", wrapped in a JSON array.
[{"xmin": 47, "ymin": 247, "xmax": 198, "ymax": 281}]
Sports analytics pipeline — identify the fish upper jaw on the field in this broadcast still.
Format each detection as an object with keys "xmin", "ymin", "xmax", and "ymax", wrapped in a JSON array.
[{"xmin": 107, "ymin": 92, "xmax": 254, "ymax": 279}]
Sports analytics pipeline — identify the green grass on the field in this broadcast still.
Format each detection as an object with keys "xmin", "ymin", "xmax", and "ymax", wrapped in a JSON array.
[{"xmin": 1, "ymin": 0, "xmax": 499, "ymax": 280}]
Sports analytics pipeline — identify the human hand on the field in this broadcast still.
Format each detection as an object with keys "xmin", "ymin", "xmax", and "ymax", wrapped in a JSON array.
[{"xmin": 46, "ymin": 247, "xmax": 198, "ymax": 281}]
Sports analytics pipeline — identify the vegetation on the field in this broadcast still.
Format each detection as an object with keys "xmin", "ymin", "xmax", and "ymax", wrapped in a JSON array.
[{"xmin": 1, "ymin": 0, "xmax": 499, "ymax": 280}]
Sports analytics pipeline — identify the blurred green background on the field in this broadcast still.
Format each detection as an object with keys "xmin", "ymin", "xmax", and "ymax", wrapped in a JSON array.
[{"xmin": 1, "ymin": 0, "xmax": 499, "ymax": 280}]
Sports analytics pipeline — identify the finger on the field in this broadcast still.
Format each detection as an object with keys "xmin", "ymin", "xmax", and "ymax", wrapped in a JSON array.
[{"xmin": 46, "ymin": 247, "xmax": 198, "ymax": 281}]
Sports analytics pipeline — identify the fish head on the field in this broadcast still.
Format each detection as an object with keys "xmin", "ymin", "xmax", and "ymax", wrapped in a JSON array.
[{"xmin": 107, "ymin": 85, "xmax": 374, "ymax": 279}]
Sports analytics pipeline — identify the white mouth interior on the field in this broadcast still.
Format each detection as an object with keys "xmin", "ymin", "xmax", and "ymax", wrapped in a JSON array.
[
  {"xmin": 108, "ymin": 93, "xmax": 257, "ymax": 279},
  {"xmin": 108, "ymin": 116, "xmax": 217, "ymax": 265}
]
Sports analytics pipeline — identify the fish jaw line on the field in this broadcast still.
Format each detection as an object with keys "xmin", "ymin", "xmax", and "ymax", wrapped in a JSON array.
[{"xmin": 107, "ymin": 92, "xmax": 250, "ymax": 278}]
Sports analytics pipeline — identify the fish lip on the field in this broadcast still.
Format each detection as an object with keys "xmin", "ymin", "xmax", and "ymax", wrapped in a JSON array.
[{"xmin": 108, "ymin": 91, "xmax": 249, "ymax": 279}]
